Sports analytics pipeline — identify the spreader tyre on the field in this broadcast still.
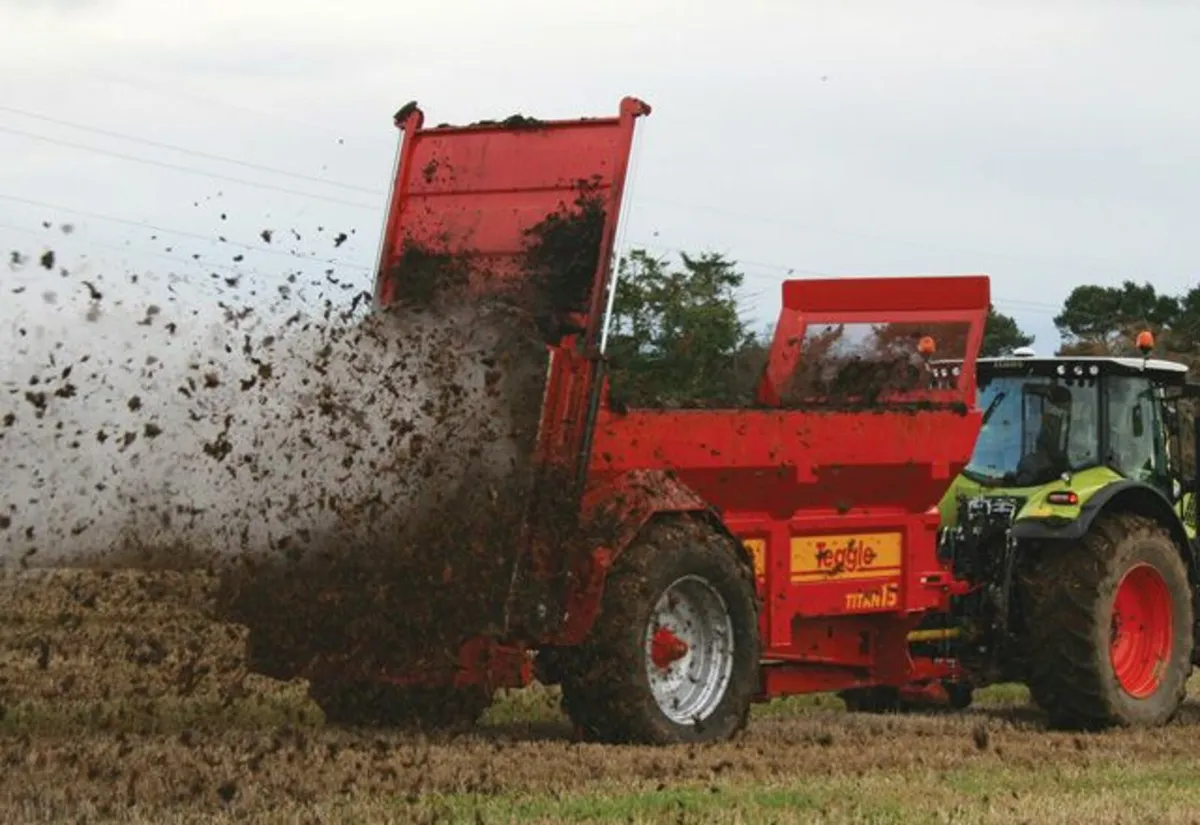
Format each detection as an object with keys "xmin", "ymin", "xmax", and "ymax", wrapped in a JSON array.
[
  {"xmin": 562, "ymin": 516, "xmax": 760, "ymax": 745},
  {"xmin": 839, "ymin": 681, "xmax": 973, "ymax": 714},
  {"xmin": 839, "ymin": 687, "xmax": 903, "ymax": 713},
  {"xmin": 1022, "ymin": 512, "xmax": 1194, "ymax": 730}
]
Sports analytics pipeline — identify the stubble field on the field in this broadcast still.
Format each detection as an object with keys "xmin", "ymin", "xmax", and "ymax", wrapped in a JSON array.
[{"xmin": 0, "ymin": 569, "xmax": 1197, "ymax": 825}]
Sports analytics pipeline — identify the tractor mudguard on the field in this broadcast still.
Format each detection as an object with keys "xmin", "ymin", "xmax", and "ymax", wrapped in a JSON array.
[
  {"xmin": 582, "ymin": 469, "xmax": 752, "ymax": 568},
  {"xmin": 548, "ymin": 469, "xmax": 753, "ymax": 647},
  {"xmin": 1011, "ymin": 479, "xmax": 1193, "ymax": 567}
]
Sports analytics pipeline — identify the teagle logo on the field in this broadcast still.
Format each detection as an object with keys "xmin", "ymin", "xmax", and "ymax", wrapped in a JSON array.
[{"xmin": 813, "ymin": 539, "xmax": 878, "ymax": 573}]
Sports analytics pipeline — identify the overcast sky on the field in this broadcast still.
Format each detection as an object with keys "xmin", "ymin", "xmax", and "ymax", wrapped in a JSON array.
[{"xmin": 3, "ymin": 0, "xmax": 1200, "ymax": 351}]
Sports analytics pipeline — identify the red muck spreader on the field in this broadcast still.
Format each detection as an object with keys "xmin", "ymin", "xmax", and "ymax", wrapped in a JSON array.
[
  {"xmin": 581, "ymin": 277, "xmax": 988, "ymax": 710},
  {"xmin": 365, "ymin": 96, "xmax": 990, "ymax": 744}
]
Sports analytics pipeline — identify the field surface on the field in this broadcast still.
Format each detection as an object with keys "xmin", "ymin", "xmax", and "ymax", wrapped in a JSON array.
[{"xmin": 0, "ymin": 569, "xmax": 1198, "ymax": 825}]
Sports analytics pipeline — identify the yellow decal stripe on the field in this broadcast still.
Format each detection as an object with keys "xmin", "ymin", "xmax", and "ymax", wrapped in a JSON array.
[
  {"xmin": 742, "ymin": 538, "xmax": 766, "ymax": 578},
  {"xmin": 793, "ymin": 568, "xmax": 901, "ymax": 583}
]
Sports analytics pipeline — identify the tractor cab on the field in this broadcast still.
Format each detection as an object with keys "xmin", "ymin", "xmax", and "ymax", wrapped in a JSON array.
[
  {"xmin": 934, "ymin": 341, "xmax": 1199, "ymax": 532},
  {"xmin": 960, "ymin": 354, "xmax": 1189, "ymax": 498}
]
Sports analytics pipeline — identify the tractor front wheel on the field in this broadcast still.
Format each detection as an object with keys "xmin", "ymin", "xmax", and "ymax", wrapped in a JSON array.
[
  {"xmin": 1022, "ymin": 513, "xmax": 1193, "ymax": 729},
  {"xmin": 561, "ymin": 516, "xmax": 760, "ymax": 745}
]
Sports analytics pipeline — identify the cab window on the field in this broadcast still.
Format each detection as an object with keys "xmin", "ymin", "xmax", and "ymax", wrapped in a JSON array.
[{"xmin": 1106, "ymin": 376, "xmax": 1166, "ymax": 485}]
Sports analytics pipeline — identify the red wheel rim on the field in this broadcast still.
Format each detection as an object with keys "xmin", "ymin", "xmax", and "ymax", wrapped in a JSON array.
[{"xmin": 1110, "ymin": 563, "xmax": 1173, "ymax": 698}]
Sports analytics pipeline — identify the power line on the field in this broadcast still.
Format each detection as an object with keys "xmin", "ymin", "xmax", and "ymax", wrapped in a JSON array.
[
  {"xmin": 0, "ymin": 124, "xmax": 379, "ymax": 211},
  {"xmin": 0, "ymin": 219, "xmax": 379, "ymax": 312},
  {"xmin": 0, "ymin": 190, "xmax": 664, "ymax": 281},
  {"xmin": 640, "ymin": 196, "xmax": 1145, "ymax": 281},
  {"xmin": 0, "ymin": 110, "xmax": 1141, "ymax": 299},
  {"xmin": 0, "ymin": 204, "xmax": 1061, "ymax": 319},
  {"xmin": 0, "ymin": 114, "xmax": 1072, "ymax": 317},
  {"xmin": 0, "ymin": 104, "xmax": 383, "ymax": 196},
  {"xmin": 0, "ymin": 219, "xmax": 270, "ymax": 286},
  {"xmin": 622, "ymin": 238, "xmax": 829, "ymax": 278},
  {"xmin": 3, "ymin": 96, "xmax": 1157, "ymax": 291},
  {"xmin": 0, "ymin": 193, "xmax": 371, "ymax": 272},
  {"xmin": 91, "ymin": 74, "xmax": 389, "ymax": 146},
  {"xmin": 625, "ymin": 238, "xmax": 1063, "ymax": 315}
]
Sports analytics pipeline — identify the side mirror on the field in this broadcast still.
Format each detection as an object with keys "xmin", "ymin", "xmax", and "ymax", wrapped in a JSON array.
[
  {"xmin": 1132, "ymin": 405, "xmax": 1144, "ymax": 439},
  {"xmin": 1164, "ymin": 406, "xmax": 1179, "ymax": 431}
]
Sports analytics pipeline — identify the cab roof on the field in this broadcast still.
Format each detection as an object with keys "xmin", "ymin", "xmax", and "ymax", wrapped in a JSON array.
[
  {"xmin": 931, "ymin": 354, "xmax": 1191, "ymax": 384},
  {"xmin": 980, "ymin": 355, "xmax": 1189, "ymax": 375}
]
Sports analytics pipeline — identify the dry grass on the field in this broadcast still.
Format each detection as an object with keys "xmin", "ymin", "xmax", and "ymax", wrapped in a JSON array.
[
  {"xmin": 1, "ymin": 571, "xmax": 1199, "ymax": 823},
  {"xmin": 10, "ymin": 689, "xmax": 1200, "ymax": 824}
]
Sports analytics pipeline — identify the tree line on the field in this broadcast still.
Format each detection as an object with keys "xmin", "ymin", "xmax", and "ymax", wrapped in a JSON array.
[{"xmin": 605, "ymin": 248, "xmax": 1200, "ymax": 407}]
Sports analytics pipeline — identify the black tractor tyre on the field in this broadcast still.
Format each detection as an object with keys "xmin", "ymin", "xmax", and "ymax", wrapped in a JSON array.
[
  {"xmin": 310, "ymin": 680, "xmax": 491, "ymax": 732},
  {"xmin": 839, "ymin": 681, "xmax": 974, "ymax": 714},
  {"xmin": 560, "ymin": 516, "xmax": 761, "ymax": 745},
  {"xmin": 839, "ymin": 686, "xmax": 903, "ymax": 713},
  {"xmin": 945, "ymin": 680, "xmax": 975, "ymax": 710},
  {"xmin": 1021, "ymin": 512, "xmax": 1194, "ymax": 730}
]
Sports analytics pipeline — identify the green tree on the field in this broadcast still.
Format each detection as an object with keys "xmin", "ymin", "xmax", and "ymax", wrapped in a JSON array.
[
  {"xmin": 1176, "ymin": 285, "xmax": 1200, "ymax": 349},
  {"xmin": 981, "ymin": 305, "xmax": 1035, "ymax": 357},
  {"xmin": 605, "ymin": 249, "xmax": 763, "ymax": 408},
  {"xmin": 604, "ymin": 254, "xmax": 1047, "ymax": 407},
  {"xmin": 1051, "ymin": 280, "xmax": 1200, "ymax": 375},
  {"xmin": 1054, "ymin": 280, "xmax": 1181, "ymax": 352}
]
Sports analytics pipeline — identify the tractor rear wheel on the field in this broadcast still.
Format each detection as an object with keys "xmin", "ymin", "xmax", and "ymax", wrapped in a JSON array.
[
  {"xmin": 561, "ymin": 516, "xmax": 760, "ymax": 745},
  {"xmin": 1022, "ymin": 513, "xmax": 1193, "ymax": 729}
]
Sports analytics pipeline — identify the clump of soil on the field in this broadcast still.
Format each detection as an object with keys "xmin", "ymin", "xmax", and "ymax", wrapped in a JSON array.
[
  {"xmin": 3, "ymin": 238, "xmax": 544, "ymax": 713},
  {"xmin": 466, "ymin": 114, "xmax": 547, "ymax": 130},
  {"xmin": 218, "ymin": 186, "xmax": 621, "ymax": 694},
  {"xmin": 202, "ymin": 296, "xmax": 555, "ymax": 691},
  {"xmin": 607, "ymin": 319, "xmax": 956, "ymax": 412},
  {"xmin": 501, "ymin": 114, "xmax": 545, "ymax": 130},
  {"xmin": 520, "ymin": 184, "xmax": 607, "ymax": 342},
  {"xmin": 1, "ymin": 172, "xmax": 620, "ymax": 727},
  {"xmin": 781, "ymin": 355, "xmax": 932, "ymax": 408},
  {"xmin": 383, "ymin": 242, "xmax": 472, "ymax": 310}
]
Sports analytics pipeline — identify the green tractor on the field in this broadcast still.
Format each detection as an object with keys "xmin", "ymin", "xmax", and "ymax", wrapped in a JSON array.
[{"xmin": 917, "ymin": 339, "xmax": 1200, "ymax": 728}]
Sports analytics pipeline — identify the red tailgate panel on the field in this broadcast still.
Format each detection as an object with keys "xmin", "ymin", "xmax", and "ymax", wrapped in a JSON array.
[{"xmin": 374, "ymin": 97, "xmax": 650, "ymax": 346}]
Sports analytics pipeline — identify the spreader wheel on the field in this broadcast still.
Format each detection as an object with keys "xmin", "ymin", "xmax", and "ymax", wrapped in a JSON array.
[
  {"xmin": 310, "ymin": 680, "xmax": 491, "ymax": 732},
  {"xmin": 562, "ymin": 516, "xmax": 760, "ymax": 745},
  {"xmin": 1022, "ymin": 513, "xmax": 1194, "ymax": 730}
]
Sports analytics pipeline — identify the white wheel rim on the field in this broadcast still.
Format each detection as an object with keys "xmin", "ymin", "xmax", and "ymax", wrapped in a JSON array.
[{"xmin": 643, "ymin": 574, "xmax": 735, "ymax": 725}]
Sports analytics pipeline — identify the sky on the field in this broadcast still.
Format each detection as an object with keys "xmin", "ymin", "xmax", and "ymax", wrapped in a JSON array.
[{"xmin": 3, "ymin": 0, "xmax": 1200, "ymax": 352}]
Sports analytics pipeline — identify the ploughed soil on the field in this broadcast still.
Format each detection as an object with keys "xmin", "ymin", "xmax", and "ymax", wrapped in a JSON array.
[{"xmin": 0, "ymin": 568, "xmax": 1199, "ymax": 824}]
